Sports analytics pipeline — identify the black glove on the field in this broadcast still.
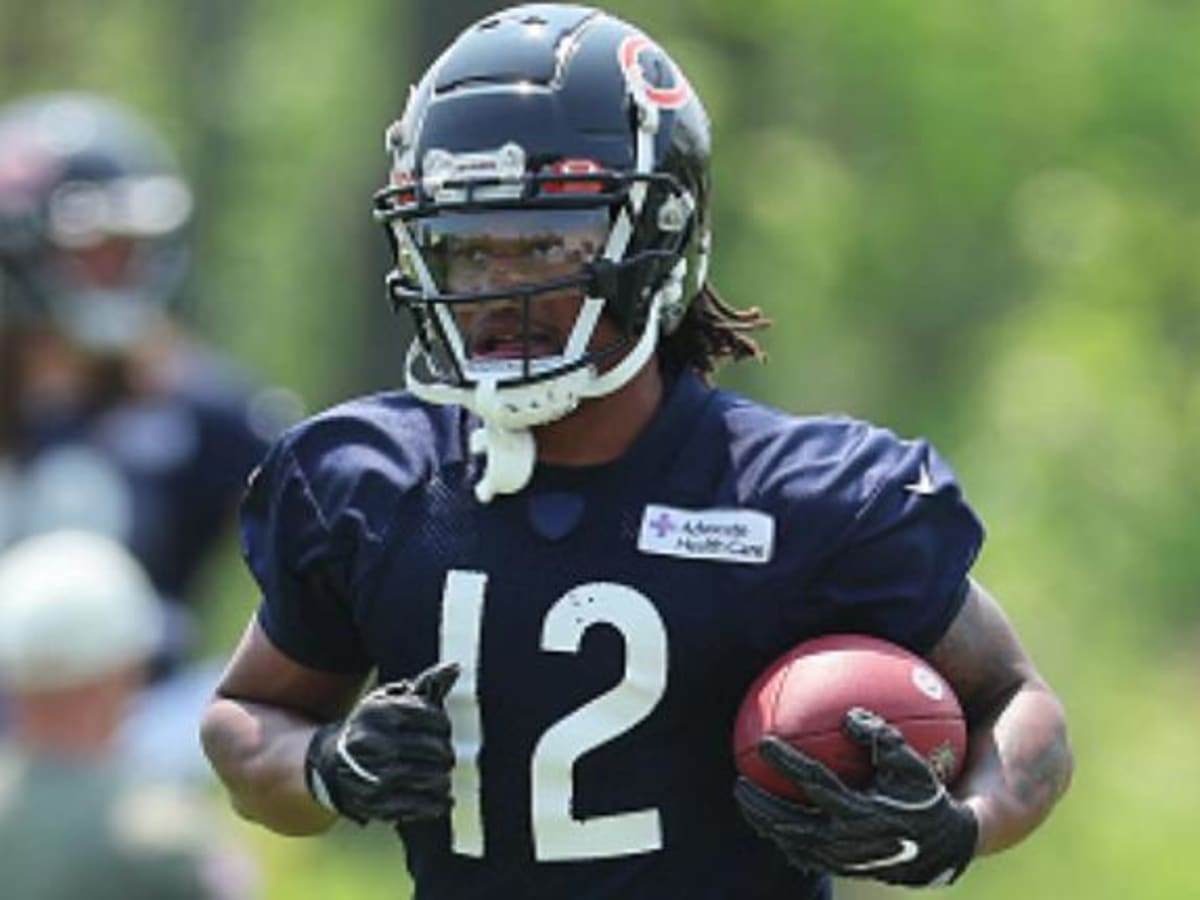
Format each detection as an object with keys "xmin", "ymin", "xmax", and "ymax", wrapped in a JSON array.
[
  {"xmin": 304, "ymin": 661, "xmax": 459, "ymax": 825},
  {"xmin": 735, "ymin": 707, "xmax": 978, "ymax": 887}
]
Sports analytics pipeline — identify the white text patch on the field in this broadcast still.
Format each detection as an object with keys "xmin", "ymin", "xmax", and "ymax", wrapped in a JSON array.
[{"xmin": 637, "ymin": 505, "xmax": 775, "ymax": 565}]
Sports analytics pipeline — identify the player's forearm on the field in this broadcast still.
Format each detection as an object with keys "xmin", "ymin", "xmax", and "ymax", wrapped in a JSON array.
[
  {"xmin": 200, "ymin": 696, "xmax": 338, "ymax": 836},
  {"xmin": 957, "ymin": 679, "xmax": 1072, "ymax": 856}
]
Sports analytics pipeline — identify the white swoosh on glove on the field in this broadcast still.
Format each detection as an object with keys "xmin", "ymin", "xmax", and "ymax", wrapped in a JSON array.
[{"xmin": 844, "ymin": 839, "xmax": 920, "ymax": 872}]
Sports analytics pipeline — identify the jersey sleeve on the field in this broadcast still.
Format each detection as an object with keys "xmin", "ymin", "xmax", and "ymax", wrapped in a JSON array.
[
  {"xmin": 239, "ymin": 439, "xmax": 371, "ymax": 673},
  {"xmin": 804, "ymin": 427, "xmax": 984, "ymax": 654}
]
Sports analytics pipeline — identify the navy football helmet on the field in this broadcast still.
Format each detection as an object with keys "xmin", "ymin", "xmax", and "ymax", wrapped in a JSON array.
[
  {"xmin": 0, "ymin": 93, "xmax": 192, "ymax": 351},
  {"xmin": 374, "ymin": 4, "xmax": 712, "ymax": 500}
]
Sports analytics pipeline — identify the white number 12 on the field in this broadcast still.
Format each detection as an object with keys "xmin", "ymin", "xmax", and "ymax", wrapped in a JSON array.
[{"xmin": 438, "ymin": 570, "xmax": 668, "ymax": 861}]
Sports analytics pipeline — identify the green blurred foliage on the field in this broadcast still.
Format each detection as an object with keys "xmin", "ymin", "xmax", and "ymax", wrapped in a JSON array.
[{"xmin": 5, "ymin": 0, "xmax": 1199, "ymax": 897}]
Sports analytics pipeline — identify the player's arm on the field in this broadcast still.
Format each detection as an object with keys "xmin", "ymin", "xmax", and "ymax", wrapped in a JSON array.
[
  {"xmin": 201, "ymin": 618, "xmax": 460, "ymax": 836},
  {"xmin": 200, "ymin": 619, "xmax": 365, "ymax": 835},
  {"xmin": 925, "ymin": 578, "xmax": 1073, "ymax": 856}
]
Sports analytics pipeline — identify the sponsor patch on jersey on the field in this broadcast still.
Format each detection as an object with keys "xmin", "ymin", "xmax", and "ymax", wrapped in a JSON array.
[{"xmin": 638, "ymin": 504, "xmax": 774, "ymax": 564}]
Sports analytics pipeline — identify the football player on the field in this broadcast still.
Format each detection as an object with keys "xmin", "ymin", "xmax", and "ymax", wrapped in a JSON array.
[
  {"xmin": 0, "ymin": 531, "xmax": 255, "ymax": 900},
  {"xmin": 201, "ymin": 6, "xmax": 1073, "ymax": 898},
  {"xmin": 0, "ymin": 93, "xmax": 287, "ymax": 670}
]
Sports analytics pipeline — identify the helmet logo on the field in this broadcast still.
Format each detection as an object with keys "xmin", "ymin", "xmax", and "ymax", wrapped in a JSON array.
[{"xmin": 618, "ymin": 35, "xmax": 692, "ymax": 110}]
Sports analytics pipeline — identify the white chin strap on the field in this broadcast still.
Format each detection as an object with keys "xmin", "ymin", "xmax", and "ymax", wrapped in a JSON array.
[{"xmin": 406, "ymin": 291, "xmax": 666, "ymax": 502}]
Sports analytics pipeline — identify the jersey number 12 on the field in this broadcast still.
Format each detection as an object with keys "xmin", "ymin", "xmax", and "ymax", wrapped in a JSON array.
[{"xmin": 439, "ymin": 569, "xmax": 668, "ymax": 861}]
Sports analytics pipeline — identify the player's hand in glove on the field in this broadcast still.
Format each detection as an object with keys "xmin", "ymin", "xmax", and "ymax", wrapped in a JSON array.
[
  {"xmin": 735, "ymin": 706, "xmax": 978, "ymax": 887},
  {"xmin": 304, "ymin": 661, "xmax": 459, "ymax": 825}
]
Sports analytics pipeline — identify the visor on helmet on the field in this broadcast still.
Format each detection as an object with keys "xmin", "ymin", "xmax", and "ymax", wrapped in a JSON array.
[
  {"xmin": 391, "ymin": 207, "xmax": 621, "ymax": 382},
  {"xmin": 46, "ymin": 175, "xmax": 191, "ymax": 248},
  {"xmin": 391, "ymin": 207, "xmax": 609, "ymax": 297}
]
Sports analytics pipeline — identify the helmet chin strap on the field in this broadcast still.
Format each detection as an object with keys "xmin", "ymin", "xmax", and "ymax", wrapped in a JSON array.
[
  {"xmin": 406, "ymin": 290, "xmax": 667, "ymax": 502},
  {"xmin": 465, "ymin": 381, "xmax": 537, "ymax": 503}
]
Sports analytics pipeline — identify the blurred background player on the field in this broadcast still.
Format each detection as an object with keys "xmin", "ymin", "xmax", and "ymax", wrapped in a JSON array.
[
  {"xmin": 0, "ymin": 93, "xmax": 293, "ymax": 774},
  {"xmin": 0, "ymin": 530, "xmax": 256, "ymax": 900}
]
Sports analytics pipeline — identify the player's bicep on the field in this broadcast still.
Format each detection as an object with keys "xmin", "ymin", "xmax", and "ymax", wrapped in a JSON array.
[
  {"xmin": 924, "ymin": 579, "xmax": 1044, "ymax": 726},
  {"xmin": 215, "ymin": 617, "xmax": 367, "ymax": 722}
]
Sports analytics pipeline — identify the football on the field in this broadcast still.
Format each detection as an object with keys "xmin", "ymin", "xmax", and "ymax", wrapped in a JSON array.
[{"xmin": 733, "ymin": 634, "xmax": 967, "ymax": 802}]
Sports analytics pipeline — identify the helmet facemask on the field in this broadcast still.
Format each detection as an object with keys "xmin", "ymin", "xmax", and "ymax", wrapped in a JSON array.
[
  {"xmin": 372, "ymin": 7, "xmax": 710, "ymax": 501},
  {"xmin": 378, "ymin": 151, "xmax": 695, "ymax": 500},
  {"xmin": 394, "ymin": 207, "xmax": 616, "ymax": 386}
]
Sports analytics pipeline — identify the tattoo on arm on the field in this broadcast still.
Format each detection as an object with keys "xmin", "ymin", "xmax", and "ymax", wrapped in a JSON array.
[
  {"xmin": 1013, "ymin": 719, "xmax": 1073, "ymax": 809},
  {"xmin": 925, "ymin": 579, "xmax": 1073, "ymax": 854}
]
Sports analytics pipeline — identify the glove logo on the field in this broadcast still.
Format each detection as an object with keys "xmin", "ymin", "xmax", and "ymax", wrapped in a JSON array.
[{"xmin": 844, "ymin": 838, "xmax": 920, "ymax": 873}]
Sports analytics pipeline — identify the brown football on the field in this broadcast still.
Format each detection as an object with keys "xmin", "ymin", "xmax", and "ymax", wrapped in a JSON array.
[{"xmin": 733, "ymin": 634, "xmax": 967, "ymax": 802}]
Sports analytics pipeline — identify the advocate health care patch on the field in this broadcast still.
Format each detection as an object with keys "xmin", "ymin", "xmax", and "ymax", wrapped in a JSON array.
[{"xmin": 637, "ymin": 504, "xmax": 775, "ymax": 565}]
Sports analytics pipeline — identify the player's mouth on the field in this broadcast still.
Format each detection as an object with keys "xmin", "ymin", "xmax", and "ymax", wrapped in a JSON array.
[{"xmin": 467, "ymin": 313, "xmax": 562, "ymax": 360}]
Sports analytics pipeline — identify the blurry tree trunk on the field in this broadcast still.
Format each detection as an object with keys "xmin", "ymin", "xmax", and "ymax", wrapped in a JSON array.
[{"xmin": 168, "ymin": 0, "xmax": 246, "ymax": 319}]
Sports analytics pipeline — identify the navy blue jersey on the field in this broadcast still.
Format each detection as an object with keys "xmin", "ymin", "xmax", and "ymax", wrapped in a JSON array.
[
  {"xmin": 242, "ymin": 372, "xmax": 983, "ymax": 900},
  {"xmin": 2, "ymin": 344, "xmax": 276, "ymax": 604}
]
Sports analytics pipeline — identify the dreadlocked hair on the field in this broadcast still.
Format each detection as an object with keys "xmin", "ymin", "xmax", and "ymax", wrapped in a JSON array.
[{"xmin": 657, "ymin": 283, "xmax": 771, "ymax": 379}]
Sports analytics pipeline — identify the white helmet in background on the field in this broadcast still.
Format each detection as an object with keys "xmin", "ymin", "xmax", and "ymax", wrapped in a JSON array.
[{"xmin": 0, "ymin": 530, "xmax": 161, "ymax": 691}]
